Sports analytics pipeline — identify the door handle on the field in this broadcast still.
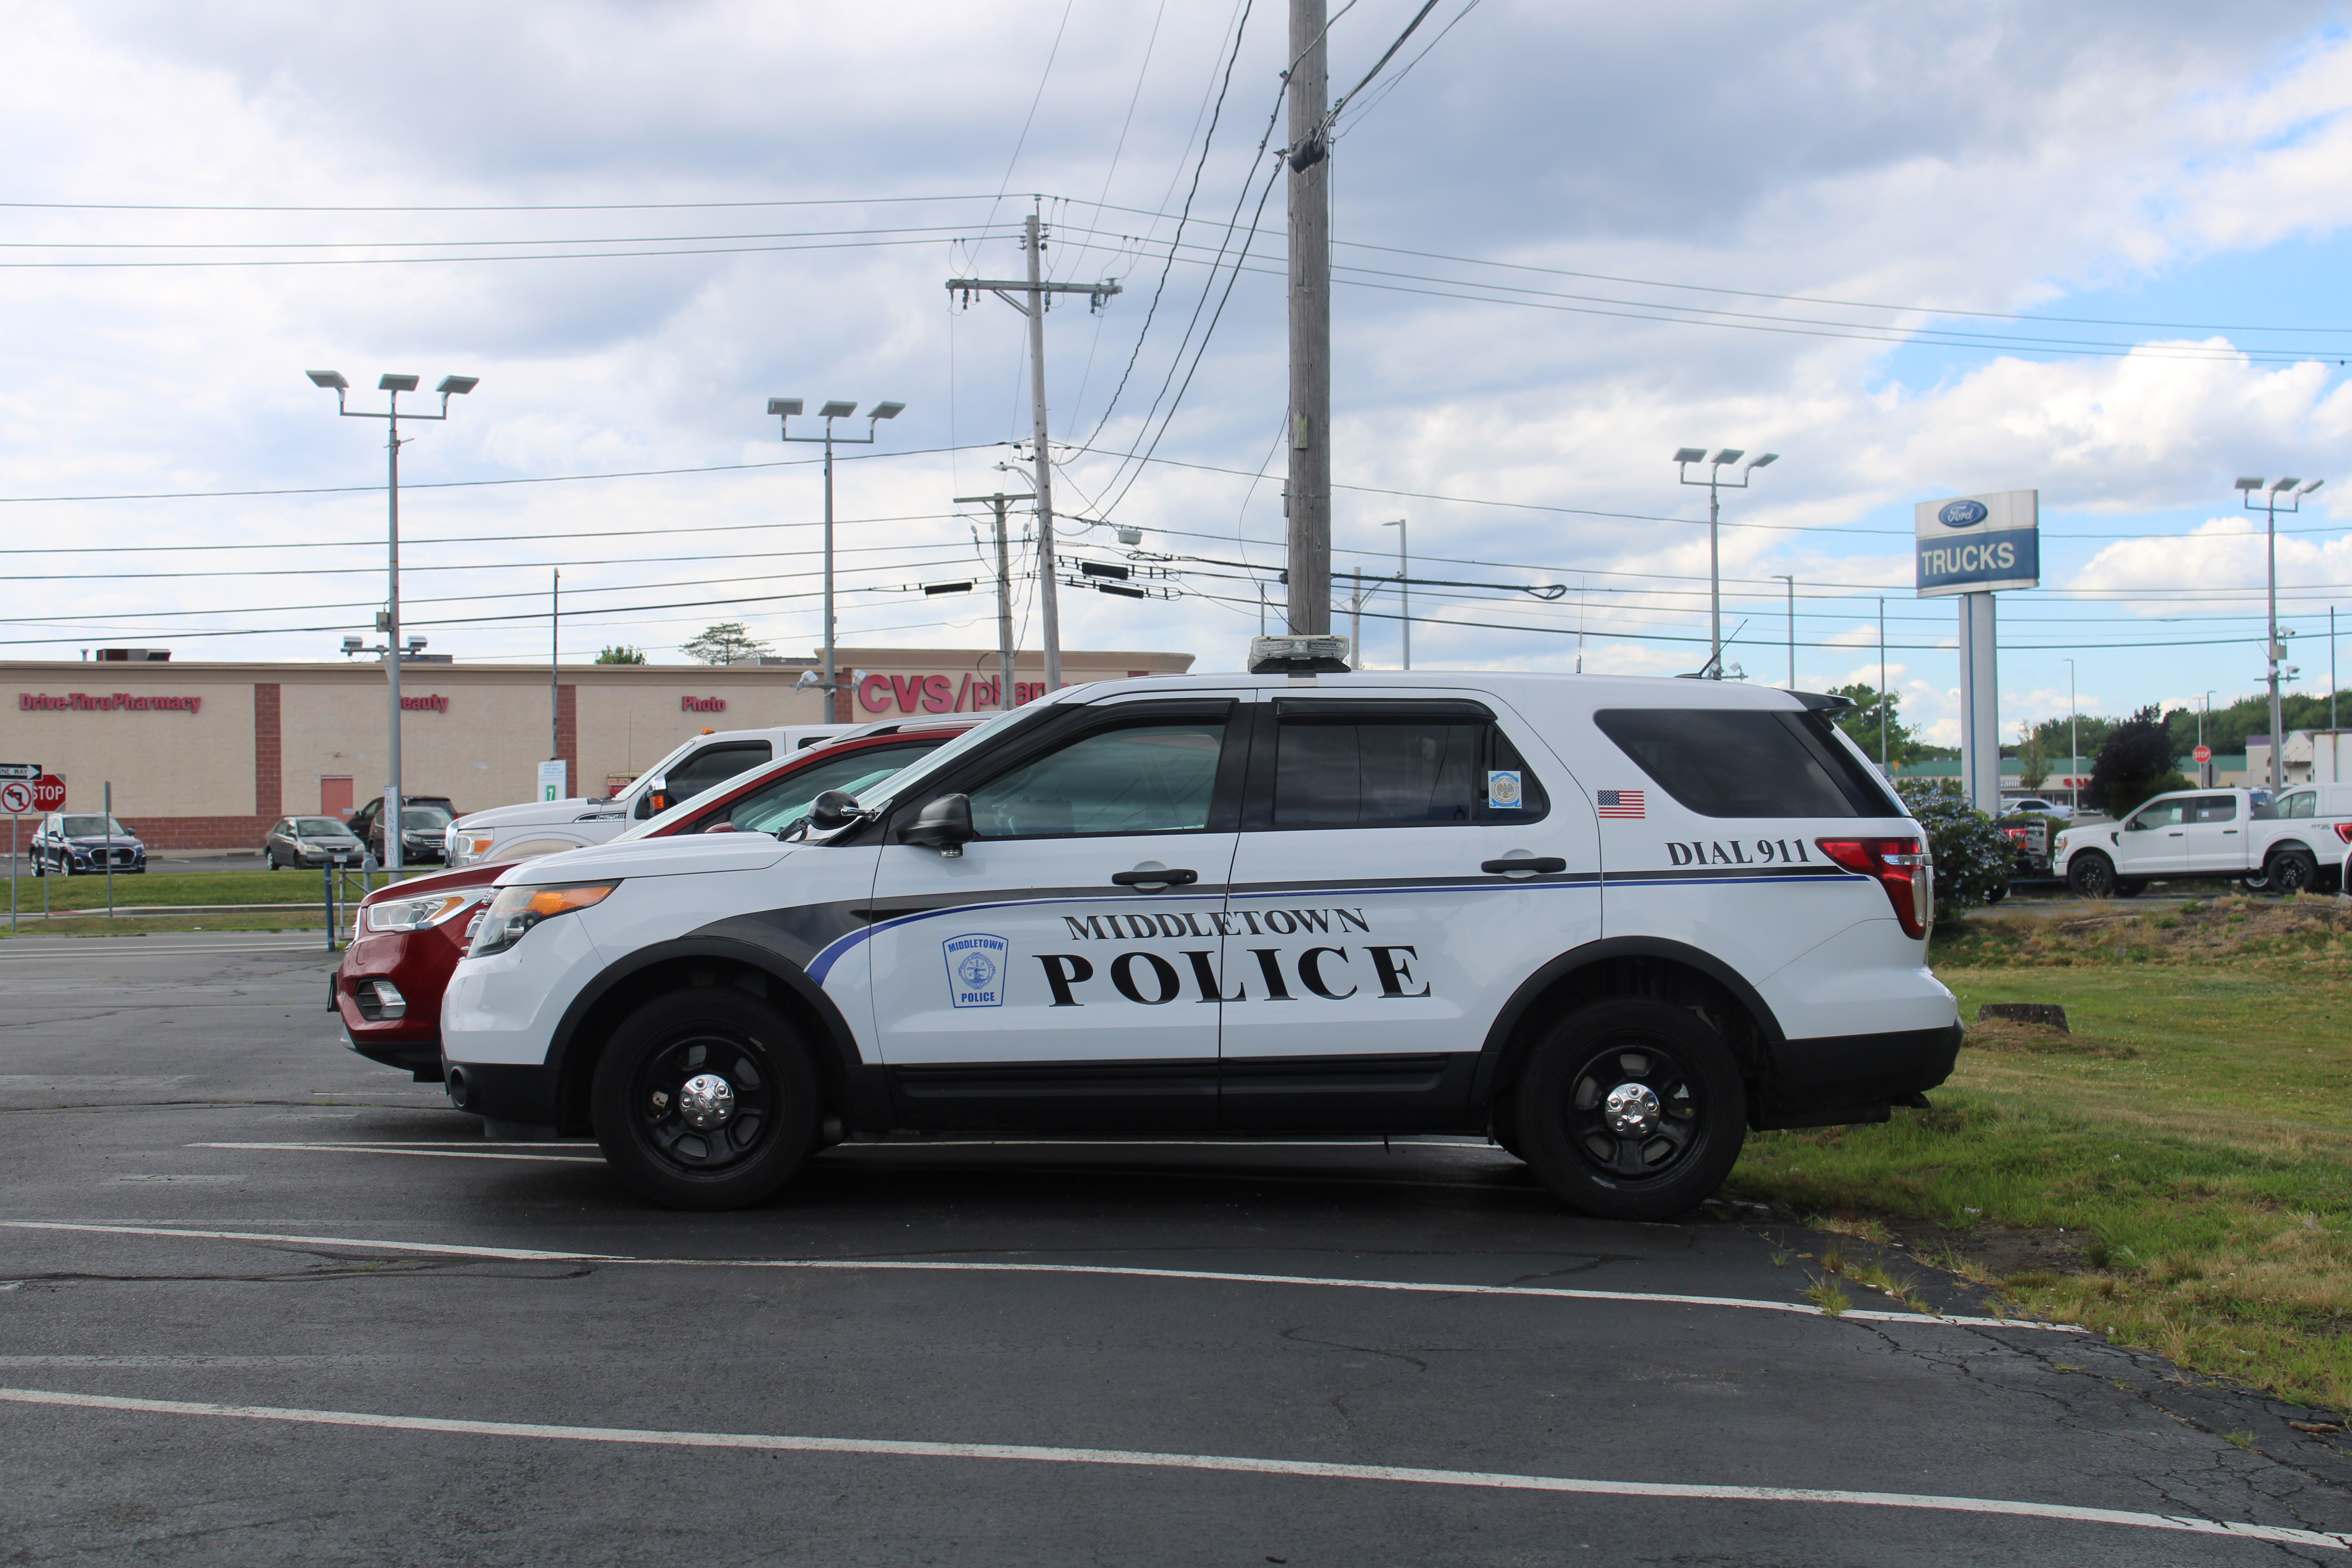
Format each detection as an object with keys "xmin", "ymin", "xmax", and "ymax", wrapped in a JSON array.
[
  {"xmin": 1482, "ymin": 857, "xmax": 1567, "ymax": 875},
  {"xmin": 1111, "ymin": 868, "xmax": 1198, "ymax": 887}
]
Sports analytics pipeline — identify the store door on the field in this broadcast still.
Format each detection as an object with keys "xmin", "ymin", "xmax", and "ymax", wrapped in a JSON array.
[{"xmin": 320, "ymin": 776, "xmax": 354, "ymax": 820}]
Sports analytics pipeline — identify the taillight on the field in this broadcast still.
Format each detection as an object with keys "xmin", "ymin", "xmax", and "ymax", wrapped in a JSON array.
[
  {"xmin": 2334, "ymin": 823, "xmax": 2352, "ymax": 844},
  {"xmin": 1815, "ymin": 836, "xmax": 1933, "ymax": 939}
]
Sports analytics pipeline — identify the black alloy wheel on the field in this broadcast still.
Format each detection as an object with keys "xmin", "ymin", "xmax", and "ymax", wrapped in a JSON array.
[
  {"xmin": 590, "ymin": 988, "xmax": 820, "ymax": 1211},
  {"xmin": 1512, "ymin": 998, "xmax": 1747, "ymax": 1222},
  {"xmin": 2270, "ymin": 848, "xmax": 2320, "ymax": 895},
  {"xmin": 2067, "ymin": 852, "xmax": 2117, "ymax": 898}
]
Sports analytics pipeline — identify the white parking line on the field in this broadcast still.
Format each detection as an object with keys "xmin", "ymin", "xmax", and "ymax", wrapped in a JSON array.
[
  {"xmin": 0, "ymin": 1387, "xmax": 2333, "ymax": 1551},
  {"xmin": 0, "ymin": 1220, "xmax": 2083, "ymax": 1331},
  {"xmin": 191, "ymin": 1143, "xmax": 601, "ymax": 1164}
]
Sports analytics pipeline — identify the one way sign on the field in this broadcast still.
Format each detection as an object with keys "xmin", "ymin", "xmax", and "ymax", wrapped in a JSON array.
[{"xmin": 0, "ymin": 762, "xmax": 41, "ymax": 781}]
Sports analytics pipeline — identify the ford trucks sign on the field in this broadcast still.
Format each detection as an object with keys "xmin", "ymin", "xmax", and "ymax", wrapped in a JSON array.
[{"xmin": 1915, "ymin": 489, "xmax": 2038, "ymax": 597}]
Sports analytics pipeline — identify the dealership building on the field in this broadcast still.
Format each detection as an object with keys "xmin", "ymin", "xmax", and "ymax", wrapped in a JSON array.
[{"xmin": 1, "ymin": 646, "xmax": 1192, "ymax": 849}]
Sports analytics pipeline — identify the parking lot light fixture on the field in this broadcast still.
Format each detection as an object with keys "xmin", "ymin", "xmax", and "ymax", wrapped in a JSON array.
[
  {"xmin": 310, "ymin": 369, "xmax": 480, "ymax": 871},
  {"xmin": 1677, "ymin": 446, "xmax": 1780, "ymax": 678},
  {"xmin": 774, "ymin": 396, "xmax": 908, "ymax": 719},
  {"xmin": 2242, "ymin": 472, "xmax": 2326, "ymax": 795}
]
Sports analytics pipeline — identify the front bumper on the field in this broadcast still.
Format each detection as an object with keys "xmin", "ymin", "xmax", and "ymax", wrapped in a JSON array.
[{"xmin": 332, "ymin": 917, "xmax": 474, "ymax": 1082}]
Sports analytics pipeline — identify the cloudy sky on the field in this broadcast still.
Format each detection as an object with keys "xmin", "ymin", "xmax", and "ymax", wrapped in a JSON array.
[{"xmin": 5, "ymin": 0, "xmax": 2351, "ymax": 745}]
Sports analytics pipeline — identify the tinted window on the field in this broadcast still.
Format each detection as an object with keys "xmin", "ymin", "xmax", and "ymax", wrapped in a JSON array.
[
  {"xmin": 1270, "ymin": 716, "xmax": 1547, "ymax": 828},
  {"xmin": 717, "ymin": 742, "xmax": 936, "ymax": 835},
  {"xmin": 2188, "ymin": 795, "xmax": 2240, "ymax": 824},
  {"xmin": 2126, "ymin": 800, "xmax": 2183, "ymax": 830},
  {"xmin": 295, "ymin": 817, "xmax": 347, "ymax": 837},
  {"xmin": 969, "ymin": 721, "xmax": 1225, "ymax": 838},
  {"xmin": 2277, "ymin": 791, "xmax": 2315, "ymax": 820},
  {"xmin": 1593, "ymin": 709, "xmax": 1891, "ymax": 818},
  {"xmin": 664, "ymin": 742, "xmax": 772, "ymax": 800}
]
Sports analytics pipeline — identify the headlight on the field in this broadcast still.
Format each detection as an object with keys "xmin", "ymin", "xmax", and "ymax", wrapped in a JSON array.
[
  {"xmin": 468, "ymin": 882, "xmax": 618, "ymax": 958},
  {"xmin": 450, "ymin": 831, "xmax": 498, "ymax": 866},
  {"xmin": 364, "ymin": 890, "xmax": 486, "ymax": 933}
]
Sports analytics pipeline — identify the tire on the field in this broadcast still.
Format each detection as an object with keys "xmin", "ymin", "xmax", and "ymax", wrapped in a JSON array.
[
  {"xmin": 1510, "ymin": 998, "xmax": 1748, "ymax": 1222},
  {"xmin": 2270, "ymin": 848, "xmax": 2320, "ymax": 896},
  {"xmin": 2238, "ymin": 870, "xmax": 2272, "ymax": 894},
  {"xmin": 2067, "ymin": 852, "xmax": 2117, "ymax": 899},
  {"xmin": 591, "ymin": 987, "xmax": 822, "ymax": 1211},
  {"xmin": 2114, "ymin": 878, "xmax": 2147, "ymax": 898},
  {"xmin": 1983, "ymin": 881, "xmax": 2009, "ymax": 904},
  {"xmin": 267, "ymin": 851, "xmax": 280, "ymax": 871}
]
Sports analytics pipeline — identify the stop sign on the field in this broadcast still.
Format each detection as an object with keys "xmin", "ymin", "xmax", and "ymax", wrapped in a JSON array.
[
  {"xmin": 2194, "ymin": 745, "xmax": 2212, "ymax": 764},
  {"xmin": 31, "ymin": 774, "xmax": 64, "ymax": 812}
]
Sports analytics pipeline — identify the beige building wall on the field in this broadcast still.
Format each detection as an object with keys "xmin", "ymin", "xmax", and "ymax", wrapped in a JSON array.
[
  {"xmin": 0, "ymin": 646, "xmax": 1193, "ymax": 847},
  {"xmin": 5, "ymin": 669, "xmax": 256, "ymax": 820}
]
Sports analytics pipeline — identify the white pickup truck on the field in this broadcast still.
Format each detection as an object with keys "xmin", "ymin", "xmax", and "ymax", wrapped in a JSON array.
[
  {"xmin": 2054, "ymin": 784, "xmax": 2352, "ymax": 897},
  {"xmin": 443, "ymin": 724, "xmax": 853, "ymax": 867}
]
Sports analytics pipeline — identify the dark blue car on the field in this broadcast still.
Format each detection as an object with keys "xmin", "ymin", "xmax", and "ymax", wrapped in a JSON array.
[{"xmin": 31, "ymin": 812, "xmax": 147, "ymax": 876}]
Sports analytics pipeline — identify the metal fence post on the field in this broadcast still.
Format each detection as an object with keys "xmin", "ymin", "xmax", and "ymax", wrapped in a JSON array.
[
  {"xmin": 103, "ymin": 781, "xmax": 114, "ymax": 920},
  {"xmin": 324, "ymin": 856, "xmax": 337, "ymax": 952}
]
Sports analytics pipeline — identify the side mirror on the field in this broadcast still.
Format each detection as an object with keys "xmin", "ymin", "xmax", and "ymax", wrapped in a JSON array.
[
  {"xmin": 901, "ymin": 793, "xmax": 975, "ymax": 858},
  {"xmin": 807, "ymin": 790, "xmax": 865, "ymax": 833}
]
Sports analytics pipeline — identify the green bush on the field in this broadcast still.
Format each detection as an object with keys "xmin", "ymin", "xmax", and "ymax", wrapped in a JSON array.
[{"xmin": 1895, "ymin": 778, "xmax": 2014, "ymax": 926}]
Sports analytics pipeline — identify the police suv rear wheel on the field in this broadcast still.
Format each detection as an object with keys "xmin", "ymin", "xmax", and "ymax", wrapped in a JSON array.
[
  {"xmin": 1514, "ymin": 1000, "xmax": 1746, "ymax": 1222},
  {"xmin": 591, "ymin": 989, "xmax": 820, "ymax": 1210}
]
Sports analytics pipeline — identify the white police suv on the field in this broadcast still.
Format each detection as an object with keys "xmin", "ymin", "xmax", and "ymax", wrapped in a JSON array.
[{"xmin": 439, "ymin": 643, "xmax": 1957, "ymax": 1220}]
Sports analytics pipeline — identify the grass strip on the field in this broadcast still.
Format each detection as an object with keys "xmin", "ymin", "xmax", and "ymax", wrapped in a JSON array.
[{"xmin": 1733, "ymin": 899, "xmax": 2352, "ymax": 1415}]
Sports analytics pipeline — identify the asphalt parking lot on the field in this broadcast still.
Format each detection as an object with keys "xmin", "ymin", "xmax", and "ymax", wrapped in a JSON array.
[{"xmin": 3, "ymin": 933, "xmax": 2349, "ymax": 1564}]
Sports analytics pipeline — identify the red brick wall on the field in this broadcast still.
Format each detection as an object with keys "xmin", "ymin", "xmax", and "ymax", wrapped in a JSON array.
[
  {"xmin": 557, "ymin": 684, "xmax": 578, "ymax": 795},
  {"xmin": 119, "ymin": 813, "xmax": 275, "ymax": 851},
  {"xmin": 253, "ymin": 682, "xmax": 281, "ymax": 820}
]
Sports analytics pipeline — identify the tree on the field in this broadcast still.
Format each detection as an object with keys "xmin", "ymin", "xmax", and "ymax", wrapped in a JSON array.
[
  {"xmin": 2085, "ymin": 704, "xmax": 2188, "ymax": 817},
  {"xmin": 681, "ymin": 623, "xmax": 771, "ymax": 664},
  {"xmin": 1894, "ymin": 778, "xmax": 2014, "ymax": 927},
  {"xmin": 594, "ymin": 645, "xmax": 648, "ymax": 664},
  {"xmin": 1829, "ymin": 683, "xmax": 1921, "ymax": 768},
  {"xmin": 2016, "ymin": 724, "xmax": 2049, "ymax": 791}
]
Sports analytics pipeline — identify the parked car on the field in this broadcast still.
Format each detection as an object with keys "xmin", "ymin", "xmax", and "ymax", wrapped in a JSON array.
[
  {"xmin": 29, "ymin": 813, "xmax": 146, "ymax": 876},
  {"xmin": 333, "ymin": 717, "xmax": 979, "ymax": 1082},
  {"xmin": 263, "ymin": 816, "xmax": 367, "ymax": 870},
  {"xmin": 2001, "ymin": 795, "xmax": 2073, "ymax": 820},
  {"xmin": 443, "ymin": 724, "xmax": 855, "ymax": 868},
  {"xmin": 347, "ymin": 794, "xmax": 457, "ymax": 866},
  {"xmin": 2055, "ymin": 784, "xmax": 2351, "ymax": 897}
]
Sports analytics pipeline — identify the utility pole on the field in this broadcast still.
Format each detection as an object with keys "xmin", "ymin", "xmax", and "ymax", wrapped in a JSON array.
[
  {"xmin": 1775, "ymin": 574, "xmax": 1795, "ymax": 689},
  {"xmin": 1347, "ymin": 569, "xmax": 1362, "ymax": 668},
  {"xmin": 947, "ymin": 206, "xmax": 1121, "ymax": 693},
  {"xmin": 2239, "ymin": 475, "xmax": 2325, "ymax": 794},
  {"xmin": 2064, "ymin": 658, "xmax": 2078, "ymax": 809},
  {"xmin": 550, "ymin": 568, "xmax": 560, "ymax": 766},
  {"xmin": 1287, "ymin": 0, "xmax": 1332, "ymax": 637},
  {"xmin": 1381, "ymin": 518, "xmax": 1409, "ymax": 668},
  {"xmin": 308, "ymin": 370, "xmax": 477, "ymax": 873},
  {"xmin": 957, "ymin": 490, "xmax": 1034, "ymax": 711}
]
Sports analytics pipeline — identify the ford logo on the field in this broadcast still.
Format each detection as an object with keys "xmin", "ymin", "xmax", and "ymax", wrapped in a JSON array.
[{"xmin": 1938, "ymin": 499, "xmax": 1989, "ymax": 528}]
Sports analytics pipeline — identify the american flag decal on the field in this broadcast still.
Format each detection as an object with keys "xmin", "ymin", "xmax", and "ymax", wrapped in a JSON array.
[{"xmin": 1597, "ymin": 789, "xmax": 1646, "ymax": 819}]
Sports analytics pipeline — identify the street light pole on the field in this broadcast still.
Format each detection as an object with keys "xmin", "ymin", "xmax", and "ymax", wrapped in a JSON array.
[
  {"xmin": 2239, "ymin": 475, "xmax": 2325, "ymax": 795},
  {"xmin": 1674, "ymin": 448, "xmax": 1778, "ymax": 677},
  {"xmin": 308, "ymin": 371, "xmax": 476, "ymax": 873},
  {"xmin": 775, "ymin": 399, "xmax": 905, "ymax": 720},
  {"xmin": 1381, "ymin": 518, "xmax": 1409, "ymax": 670},
  {"xmin": 2063, "ymin": 657, "xmax": 2078, "ymax": 810}
]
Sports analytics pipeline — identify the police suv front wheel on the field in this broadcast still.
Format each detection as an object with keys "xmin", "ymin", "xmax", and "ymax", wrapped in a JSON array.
[
  {"xmin": 1513, "ymin": 1000, "xmax": 1746, "ymax": 1223},
  {"xmin": 590, "ymin": 989, "xmax": 822, "ymax": 1210}
]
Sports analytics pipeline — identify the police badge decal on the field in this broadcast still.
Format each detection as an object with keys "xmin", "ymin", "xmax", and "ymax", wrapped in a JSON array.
[{"xmin": 942, "ymin": 933, "xmax": 1009, "ymax": 1008}]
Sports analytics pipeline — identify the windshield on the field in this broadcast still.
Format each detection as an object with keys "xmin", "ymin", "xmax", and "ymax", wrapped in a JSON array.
[
  {"xmin": 62, "ymin": 815, "xmax": 129, "ymax": 838},
  {"xmin": 401, "ymin": 807, "xmax": 454, "ymax": 830},
  {"xmin": 295, "ymin": 818, "xmax": 350, "ymax": 837},
  {"xmin": 851, "ymin": 706, "xmax": 1053, "ymax": 816}
]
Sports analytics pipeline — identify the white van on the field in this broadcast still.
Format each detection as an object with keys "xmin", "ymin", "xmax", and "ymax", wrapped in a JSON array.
[{"xmin": 444, "ymin": 724, "xmax": 854, "ymax": 867}]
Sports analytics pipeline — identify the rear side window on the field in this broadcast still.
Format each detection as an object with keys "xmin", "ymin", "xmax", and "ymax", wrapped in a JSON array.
[
  {"xmin": 2189, "ymin": 795, "xmax": 2241, "ymax": 823},
  {"xmin": 2274, "ymin": 791, "xmax": 2314, "ymax": 820},
  {"xmin": 1269, "ymin": 709, "xmax": 1548, "ymax": 828},
  {"xmin": 1593, "ymin": 708, "xmax": 1896, "ymax": 819}
]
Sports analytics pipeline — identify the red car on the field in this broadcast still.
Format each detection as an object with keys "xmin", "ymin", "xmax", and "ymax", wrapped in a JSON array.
[{"xmin": 332, "ymin": 715, "xmax": 985, "ymax": 1081}]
